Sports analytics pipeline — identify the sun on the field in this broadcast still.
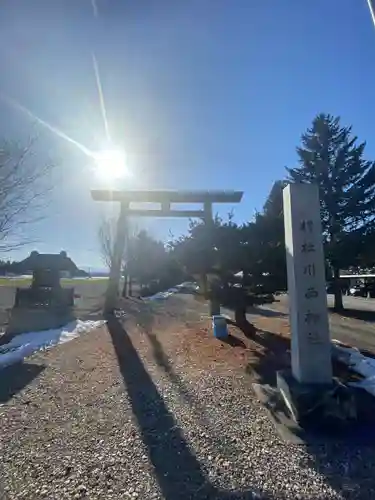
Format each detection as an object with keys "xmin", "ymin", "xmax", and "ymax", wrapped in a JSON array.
[{"xmin": 93, "ymin": 149, "xmax": 129, "ymax": 181}]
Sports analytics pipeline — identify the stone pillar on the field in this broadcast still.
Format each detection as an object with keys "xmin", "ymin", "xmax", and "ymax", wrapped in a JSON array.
[
  {"xmin": 283, "ymin": 183, "xmax": 332, "ymax": 384},
  {"xmin": 204, "ymin": 201, "xmax": 220, "ymax": 316},
  {"xmin": 105, "ymin": 202, "xmax": 128, "ymax": 312}
]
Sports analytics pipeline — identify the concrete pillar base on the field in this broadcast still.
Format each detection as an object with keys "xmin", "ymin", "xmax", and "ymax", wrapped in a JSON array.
[{"xmin": 277, "ymin": 370, "xmax": 357, "ymax": 429}]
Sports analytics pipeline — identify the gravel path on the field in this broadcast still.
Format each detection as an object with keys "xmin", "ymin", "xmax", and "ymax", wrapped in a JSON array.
[{"xmin": 1, "ymin": 295, "xmax": 375, "ymax": 499}]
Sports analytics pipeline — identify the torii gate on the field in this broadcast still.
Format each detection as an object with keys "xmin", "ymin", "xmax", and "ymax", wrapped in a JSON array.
[{"xmin": 91, "ymin": 190, "xmax": 243, "ymax": 312}]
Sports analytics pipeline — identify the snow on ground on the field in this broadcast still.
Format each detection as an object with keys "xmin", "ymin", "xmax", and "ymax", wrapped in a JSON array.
[
  {"xmin": 0, "ymin": 282, "xmax": 196, "ymax": 370},
  {"xmin": 142, "ymin": 288, "xmax": 179, "ymax": 301},
  {"xmin": 141, "ymin": 282, "xmax": 198, "ymax": 301},
  {"xmin": 0, "ymin": 320, "xmax": 105, "ymax": 369},
  {"xmin": 332, "ymin": 340, "xmax": 375, "ymax": 397}
]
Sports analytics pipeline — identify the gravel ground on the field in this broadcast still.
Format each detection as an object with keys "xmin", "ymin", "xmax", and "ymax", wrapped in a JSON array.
[{"xmin": 1, "ymin": 295, "xmax": 375, "ymax": 499}]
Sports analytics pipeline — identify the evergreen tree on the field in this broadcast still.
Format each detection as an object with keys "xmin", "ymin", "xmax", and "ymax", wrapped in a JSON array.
[
  {"xmin": 287, "ymin": 113, "xmax": 375, "ymax": 310},
  {"xmin": 239, "ymin": 180, "xmax": 287, "ymax": 292},
  {"xmin": 127, "ymin": 230, "xmax": 167, "ymax": 288},
  {"xmin": 259, "ymin": 180, "xmax": 288, "ymax": 290}
]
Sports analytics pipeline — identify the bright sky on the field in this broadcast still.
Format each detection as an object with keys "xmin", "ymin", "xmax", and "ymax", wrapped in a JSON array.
[{"xmin": 1, "ymin": 1, "xmax": 375, "ymax": 268}]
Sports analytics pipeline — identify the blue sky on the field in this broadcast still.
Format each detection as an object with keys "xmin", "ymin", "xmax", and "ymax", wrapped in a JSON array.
[{"xmin": 1, "ymin": 0, "xmax": 375, "ymax": 268}]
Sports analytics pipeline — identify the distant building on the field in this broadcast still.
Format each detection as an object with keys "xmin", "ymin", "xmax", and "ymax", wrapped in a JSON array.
[{"xmin": 11, "ymin": 251, "xmax": 87, "ymax": 278}]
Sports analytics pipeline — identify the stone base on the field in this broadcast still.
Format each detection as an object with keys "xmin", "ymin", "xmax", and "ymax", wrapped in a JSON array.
[
  {"xmin": 253, "ymin": 378, "xmax": 375, "ymax": 444},
  {"xmin": 4, "ymin": 307, "xmax": 74, "ymax": 340},
  {"xmin": 276, "ymin": 370, "xmax": 357, "ymax": 430}
]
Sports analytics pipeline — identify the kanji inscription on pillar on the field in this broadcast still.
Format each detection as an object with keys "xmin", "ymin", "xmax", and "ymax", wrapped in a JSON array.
[{"xmin": 283, "ymin": 183, "xmax": 332, "ymax": 384}]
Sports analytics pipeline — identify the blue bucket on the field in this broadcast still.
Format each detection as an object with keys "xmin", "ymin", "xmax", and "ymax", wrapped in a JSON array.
[{"xmin": 212, "ymin": 315, "xmax": 228, "ymax": 339}]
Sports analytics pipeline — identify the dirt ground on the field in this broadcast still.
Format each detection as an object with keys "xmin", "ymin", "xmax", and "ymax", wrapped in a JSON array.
[{"xmin": 119, "ymin": 295, "xmax": 293, "ymax": 387}]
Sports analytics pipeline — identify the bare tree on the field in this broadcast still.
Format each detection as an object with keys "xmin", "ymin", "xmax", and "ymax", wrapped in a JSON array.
[
  {"xmin": 0, "ymin": 137, "xmax": 54, "ymax": 252},
  {"xmin": 98, "ymin": 215, "xmax": 137, "ymax": 295},
  {"xmin": 98, "ymin": 217, "xmax": 117, "ymax": 269}
]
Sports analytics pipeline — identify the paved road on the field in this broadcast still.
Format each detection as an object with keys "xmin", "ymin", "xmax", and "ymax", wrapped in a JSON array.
[
  {"xmin": 327, "ymin": 293, "xmax": 375, "ymax": 312},
  {"xmin": 259, "ymin": 294, "xmax": 375, "ymax": 354}
]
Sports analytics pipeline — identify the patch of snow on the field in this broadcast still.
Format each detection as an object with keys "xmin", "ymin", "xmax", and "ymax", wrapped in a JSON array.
[
  {"xmin": 141, "ymin": 282, "xmax": 198, "ymax": 302},
  {"xmin": 142, "ymin": 287, "xmax": 177, "ymax": 302},
  {"xmin": 142, "ymin": 290, "xmax": 175, "ymax": 301},
  {"xmin": 332, "ymin": 340, "xmax": 375, "ymax": 398},
  {"xmin": 0, "ymin": 319, "xmax": 105, "ymax": 370}
]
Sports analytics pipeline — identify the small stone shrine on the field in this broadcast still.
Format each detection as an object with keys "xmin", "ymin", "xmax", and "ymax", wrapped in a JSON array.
[{"xmin": 6, "ymin": 253, "xmax": 75, "ymax": 337}]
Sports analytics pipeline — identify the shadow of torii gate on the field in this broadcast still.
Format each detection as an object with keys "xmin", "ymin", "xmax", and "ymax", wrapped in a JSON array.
[{"xmin": 91, "ymin": 190, "xmax": 243, "ymax": 312}]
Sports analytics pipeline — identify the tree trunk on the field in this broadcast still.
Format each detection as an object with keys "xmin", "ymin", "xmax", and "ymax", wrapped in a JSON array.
[
  {"xmin": 128, "ymin": 276, "xmax": 132, "ymax": 297},
  {"xmin": 121, "ymin": 272, "xmax": 128, "ymax": 297},
  {"xmin": 209, "ymin": 298, "xmax": 221, "ymax": 316},
  {"xmin": 235, "ymin": 305, "xmax": 247, "ymax": 325},
  {"xmin": 333, "ymin": 266, "xmax": 343, "ymax": 311},
  {"xmin": 201, "ymin": 273, "xmax": 208, "ymax": 298},
  {"xmin": 234, "ymin": 287, "xmax": 247, "ymax": 325},
  {"xmin": 209, "ymin": 280, "xmax": 221, "ymax": 316},
  {"xmin": 234, "ymin": 296, "xmax": 257, "ymax": 337}
]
